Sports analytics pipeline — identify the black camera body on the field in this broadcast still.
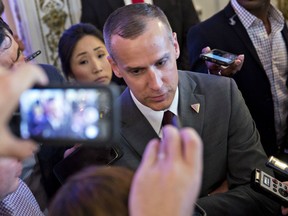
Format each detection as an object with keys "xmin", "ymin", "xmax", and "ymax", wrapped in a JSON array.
[
  {"xmin": 251, "ymin": 168, "xmax": 288, "ymax": 206},
  {"xmin": 18, "ymin": 84, "xmax": 120, "ymax": 147}
]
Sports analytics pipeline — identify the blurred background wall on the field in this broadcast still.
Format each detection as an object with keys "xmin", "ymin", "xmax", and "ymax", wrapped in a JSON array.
[{"xmin": 1, "ymin": 0, "xmax": 285, "ymax": 71}]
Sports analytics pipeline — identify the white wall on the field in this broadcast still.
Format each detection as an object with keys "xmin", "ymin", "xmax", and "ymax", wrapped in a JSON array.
[
  {"xmin": 193, "ymin": 0, "xmax": 279, "ymax": 21},
  {"xmin": 192, "ymin": 0, "xmax": 229, "ymax": 21},
  {"xmin": 2, "ymin": 0, "xmax": 283, "ymax": 68},
  {"xmin": 10, "ymin": 0, "xmax": 81, "ymax": 67}
]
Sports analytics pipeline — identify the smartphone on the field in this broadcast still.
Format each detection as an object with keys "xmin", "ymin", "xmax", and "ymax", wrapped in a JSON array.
[
  {"xmin": 24, "ymin": 50, "xmax": 41, "ymax": 62},
  {"xmin": 19, "ymin": 84, "xmax": 120, "ymax": 146},
  {"xmin": 53, "ymin": 145, "xmax": 122, "ymax": 184},
  {"xmin": 200, "ymin": 49, "xmax": 237, "ymax": 66},
  {"xmin": 251, "ymin": 169, "xmax": 288, "ymax": 206},
  {"xmin": 266, "ymin": 156, "xmax": 288, "ymax": 177}
]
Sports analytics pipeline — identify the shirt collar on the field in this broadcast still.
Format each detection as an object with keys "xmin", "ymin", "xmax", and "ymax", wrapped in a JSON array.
[
  {"xmin": 231, "ymin": 0, "xmax": 285, "ymax": 29},
  {"xmin": 130, "ymin": 87, "xmax": 179, "ymax": 136},
  {"xmin": 123, "ymin": 0, "xmax": 153, "ymax": 5}
]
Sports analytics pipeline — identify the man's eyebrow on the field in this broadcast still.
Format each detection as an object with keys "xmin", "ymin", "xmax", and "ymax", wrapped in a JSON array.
[
  {"xmin": 153, "ymin": 53, "xmax": 170, "ymax": 65},
  {"xmin": 125, "ymin": 66, "xmax": 145, "ymax": 71},
  {"xmin": 159, "ymin": 53, "xmax": 170, "ymax": 60},
  {"xmin": 123, "ymin": 53, "xmax": 170, "ymax": 71}
]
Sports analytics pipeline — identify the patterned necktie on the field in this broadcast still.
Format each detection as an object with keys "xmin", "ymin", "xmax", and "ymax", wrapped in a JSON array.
[
  {"xmin": 162, "ymin": 111, "xmax": 177, "ymax": 127},
  {"xmin": 132, "ymin": 0, "xmax": 145, "ymax": 3}
]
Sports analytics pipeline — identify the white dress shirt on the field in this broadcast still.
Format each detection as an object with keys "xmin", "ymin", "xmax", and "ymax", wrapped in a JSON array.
[
  {"xmin": 130, "ymin": 87, "xmax": 179, "ymax": 138},
  {"xmin": 124, "ymin": 0, "xmax": 153, "ymax": 5}
]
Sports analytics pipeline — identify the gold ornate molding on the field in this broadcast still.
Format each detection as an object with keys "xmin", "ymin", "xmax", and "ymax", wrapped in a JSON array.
[{"xmin": 35, "ymin": 0, "xmax": 72, "ymax": 68}]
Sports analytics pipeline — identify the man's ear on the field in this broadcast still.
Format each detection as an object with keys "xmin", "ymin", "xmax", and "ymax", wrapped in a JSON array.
[
  {"xmin": 172, "ymin": 32, "xmax": 180, "ymax": 59},
  {"xmin": 107, "ymin": 56, "xmax": 123, "ymax": 78}
]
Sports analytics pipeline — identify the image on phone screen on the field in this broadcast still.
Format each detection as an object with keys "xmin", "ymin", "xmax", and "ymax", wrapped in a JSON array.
[{"xmin": 19, "ymin": 85, "xmax": 119, "ymax": 145}]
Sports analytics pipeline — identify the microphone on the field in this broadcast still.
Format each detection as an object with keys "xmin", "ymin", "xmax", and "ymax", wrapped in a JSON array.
[{"xmin": 229, "ymin": 14, "xmax": 237, "ymax": 26}]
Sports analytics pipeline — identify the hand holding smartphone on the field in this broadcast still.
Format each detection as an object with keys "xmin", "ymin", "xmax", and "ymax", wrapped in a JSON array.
[
  {"xmin": 200, "ymin": 49, "xmax": 238, "ymax": 66},
  {"xmin": 19, "ymin": 84, "xmax": 120, "ymax": 147}
]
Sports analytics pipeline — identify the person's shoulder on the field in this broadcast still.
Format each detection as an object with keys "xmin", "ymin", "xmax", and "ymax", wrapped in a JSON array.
[
  {"xmin": 38, "ymin": 64, "xmax": 65, "ymax": 84},
  {"xmin": 38, "ymin": 64, "xmax": 60, "ymax": 74},
  {"xmin": 179, "ymin": 70, "xmax": 234, "ymax": 91},
  {"xmin": 117, "ymin": 86, "xmax": 130, "ymax": 99},
  {"xmin": 179, "ymin": 70, "xmax": 228, "ymax": 81}
]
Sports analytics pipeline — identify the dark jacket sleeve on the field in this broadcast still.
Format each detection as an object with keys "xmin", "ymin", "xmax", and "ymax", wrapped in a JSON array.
[
  {"xmin": 196, "ymin": 79, "xmax": 280, "ymax": 216},
  {"xmin": 38, "ymin": 64, "xmax": 65, "ymax": 84}
]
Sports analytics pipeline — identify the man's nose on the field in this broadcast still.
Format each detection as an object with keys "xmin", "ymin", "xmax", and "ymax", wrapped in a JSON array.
[{"xmin": 147, "ymin": 69, "xmax": 163, "ymax": 90}]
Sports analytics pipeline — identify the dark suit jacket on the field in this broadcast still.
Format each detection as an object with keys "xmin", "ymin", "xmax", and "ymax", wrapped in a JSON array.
[
  {"xmin": 113, "ymin": 71, "xmax": 279, "ymax": 215},
  {"xmin": 80, "ymin": 0, "xmax": 199, "ymax": 70},
  {"xmin": 39, "ymin": 64, "xmax": 65, "ymax": 83},
  {"xmin": 187, "ymin": 2, "xmax": 288, "ymax": 157}
]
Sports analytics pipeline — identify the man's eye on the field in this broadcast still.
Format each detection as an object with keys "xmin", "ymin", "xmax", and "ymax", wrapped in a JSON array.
[
  {"xmin": 156, "ymin": 59, "xmax": 167, "ymax": 67},
  {"xmin": 129, "ymin": 69, "xmax": 143, "ymax": 74},
  {"xmin": 132, "ymin": 69, "xmax": 140, "ymax": 73}
]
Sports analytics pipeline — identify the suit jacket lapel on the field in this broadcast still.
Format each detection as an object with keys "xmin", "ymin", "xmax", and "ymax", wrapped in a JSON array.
[
  {"xmin": 224, "ymin": 3, "xmax": 263, "ymax": 70},
  {"xmin": 119, "ymin": 71, "xmax": 206, "ymax": 157},
  {"xmin": 119, "ymin": 89, "xmax": 158, "ymax": 158},
  {"xmin": 178, "ymin": 71, "xmax": 205, "ymax": 135},
  {"xmin": 282, "ymin": 23, "xmax": 288, "ymax": 51},
  {"xmin": 282, "ymin": 23, "xmax": 288, "ymax": 88}
]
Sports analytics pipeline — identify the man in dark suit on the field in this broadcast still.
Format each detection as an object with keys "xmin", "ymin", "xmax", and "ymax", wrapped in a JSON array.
[
  {"xmin": 80, "ymin": 0, "xmax": 199, "ymax": 71},
  {"xmin": 187, "ymin": 0, "xmax": 288, "ymax": 157},
  {"xmin": 103, "ymin": 3, "xmax": 279, "ymax": 215}
]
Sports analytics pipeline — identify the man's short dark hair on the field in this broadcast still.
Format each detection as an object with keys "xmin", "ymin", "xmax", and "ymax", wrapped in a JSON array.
[{"xmin": 103, "ymin": 3, "xmax": 172, "ymax": 59}]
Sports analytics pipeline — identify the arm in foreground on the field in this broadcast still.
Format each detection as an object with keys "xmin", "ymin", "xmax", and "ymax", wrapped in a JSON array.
[
  {"xmin": 0, "ymin": 64, "xmax": 48, "ymax": 160},
  {"xmin": 129, "ymin": 125, "xmax": 203, "ymax": 216}
]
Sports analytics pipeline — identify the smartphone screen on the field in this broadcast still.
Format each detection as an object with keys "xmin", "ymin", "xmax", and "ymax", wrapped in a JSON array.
[
  {"xmin": 53, "ymin": 146, "xmax": 122, "ymax": 184},
  {"xmin": 200, "ymin": 49, "xmax": 237, "ymax": 66},
  {"xmin": 19, "ymin": 84, "xmax": 119, "ymax": 146}
]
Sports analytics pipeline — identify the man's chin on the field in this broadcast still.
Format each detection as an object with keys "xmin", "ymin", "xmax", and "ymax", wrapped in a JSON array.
[{"xmin": 148, "ymin": 102, "xmax": 171, "ymax": 111}]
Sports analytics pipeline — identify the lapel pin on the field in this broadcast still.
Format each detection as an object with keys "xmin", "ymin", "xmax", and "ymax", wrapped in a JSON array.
[{"xmin": 191, "ymin": 103, "xmax": 200, "ymax": 113}]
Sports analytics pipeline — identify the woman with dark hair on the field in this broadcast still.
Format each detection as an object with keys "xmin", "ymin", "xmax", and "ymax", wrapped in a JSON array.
[{"xmin": 58, "ymin": 23, "xmax": 116, "ymax": 85}]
